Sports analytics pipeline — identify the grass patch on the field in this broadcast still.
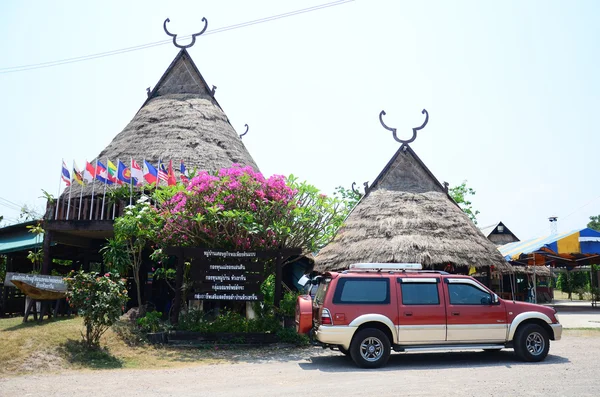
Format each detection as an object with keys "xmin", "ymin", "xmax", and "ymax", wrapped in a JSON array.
[{"xmin": 0, "ymin": 316, "xmax": 242, "ymax": 377}]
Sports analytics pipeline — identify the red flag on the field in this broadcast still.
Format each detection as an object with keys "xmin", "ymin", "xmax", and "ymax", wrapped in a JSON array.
[{"xmin": 167, "ymin": 160, "xmax": 177, "ymax": 186}]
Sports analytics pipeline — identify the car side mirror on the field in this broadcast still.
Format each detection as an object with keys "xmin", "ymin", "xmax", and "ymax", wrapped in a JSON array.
[
  {"xmin": 492, "ymin": 293, "xmax": 500, "ymax": 304},
  {"xmin": 481, "ymin": 296, "xmax": 492, "ymax": 305}
]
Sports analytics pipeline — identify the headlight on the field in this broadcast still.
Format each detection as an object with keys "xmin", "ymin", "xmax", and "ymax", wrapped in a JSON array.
[{"xmin": 554, "ymin": 313, "xmax": 560, "ymax": 323}]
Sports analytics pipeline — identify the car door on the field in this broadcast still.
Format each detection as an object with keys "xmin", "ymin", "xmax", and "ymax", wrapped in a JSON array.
[
  {"xmin": 396, "ymin": 277, "xmax": 447, "ymax": 344},
  {"xmin": 444, "ymin": 278, "xmax": 508, "ymax": 342}
]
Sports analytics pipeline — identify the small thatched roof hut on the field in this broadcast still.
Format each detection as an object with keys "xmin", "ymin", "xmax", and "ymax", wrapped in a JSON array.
[
  {"xmin": 67, "ymin": 48, "xmax": 257, "ymax": 197},
  {"xmin": 314, "ymin": 142, "xmax": 510, "ymax": 273}
]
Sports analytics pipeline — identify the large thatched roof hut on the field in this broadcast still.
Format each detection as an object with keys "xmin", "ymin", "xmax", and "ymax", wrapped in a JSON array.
[
  {"xmin": 314, "ymin": 140, "xmax": 509, "ymax": 273},
  {"xmin": 66, "ymin": 48, "xmax": 257, "ymax": 197}
]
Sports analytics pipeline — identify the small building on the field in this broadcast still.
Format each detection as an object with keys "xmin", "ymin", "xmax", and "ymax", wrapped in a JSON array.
[
  {"xmin": 480, "ymin": 221, "xmax": 520, "ymax": 246},
  {"xmin": 39, "ymin": 28, "xmax": 260, "ymax": 309},
  {"xmin": 314, "ymin": 112, "xmax": 509, "ymax": 281}
]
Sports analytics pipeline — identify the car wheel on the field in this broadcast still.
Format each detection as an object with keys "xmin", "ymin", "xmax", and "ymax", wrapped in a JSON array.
[
  {"xmin": 514, "ymin": 323, "xmax": 550, "ymax": 362},
  {"xmin": 350, "ymin": 328, "xmax": 391, "ymax": 368}
]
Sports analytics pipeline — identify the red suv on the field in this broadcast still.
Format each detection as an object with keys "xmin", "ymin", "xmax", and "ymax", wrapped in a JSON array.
[{"xmin": 296, "ymin": 264, "xmax": 562, "ymax": 368}]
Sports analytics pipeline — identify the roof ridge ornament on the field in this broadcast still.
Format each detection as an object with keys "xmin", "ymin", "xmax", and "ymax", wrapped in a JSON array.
[
  {"xmin": 163, "ymin": 17, "xmax": 208, "ymax": 49},
  {"xmin": 239, "ymin": 124, "xmax": 249, "ymax": 139},
  {"xmin": 379, "ymin": 109, "xmax": 429, "ymax": 144}
]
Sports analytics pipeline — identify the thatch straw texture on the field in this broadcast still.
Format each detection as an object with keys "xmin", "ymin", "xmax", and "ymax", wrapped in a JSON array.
[
  {"xmin": 64, "ymin": 49, "xmax": 257, "ymax": 197},
  {"xmin": 314, "ymin": 145, "xmax": 509, "ymax": 273}
]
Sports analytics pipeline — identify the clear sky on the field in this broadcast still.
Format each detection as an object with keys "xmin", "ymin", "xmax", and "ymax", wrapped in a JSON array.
[{"xmin": 0, "ymin": 0, "xmax": 598, "ymax": 241}]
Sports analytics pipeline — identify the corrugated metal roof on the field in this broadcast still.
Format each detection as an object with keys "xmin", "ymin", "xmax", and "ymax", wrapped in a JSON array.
[{"xmin": 0, "ymin": 232, "xmax": 43, "ymax": 254}]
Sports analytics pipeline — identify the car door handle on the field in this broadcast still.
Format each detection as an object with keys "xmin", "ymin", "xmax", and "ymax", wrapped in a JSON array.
[
  {"xmin": 404, "ymin": 311, "xmax": 413, "ymax": 316},
  {"xmin": 452, "ymin": 311, "xmax": 460, "ymax": 316}
]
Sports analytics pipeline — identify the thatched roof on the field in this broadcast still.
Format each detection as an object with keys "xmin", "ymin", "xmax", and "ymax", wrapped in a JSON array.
[
  {"xmin": 65, "ymin": 49, "xmax": 258, "ymax": 197},
  {"xmin": 314, "ymin": 144, "xmax": 510, "ymax": 273}
]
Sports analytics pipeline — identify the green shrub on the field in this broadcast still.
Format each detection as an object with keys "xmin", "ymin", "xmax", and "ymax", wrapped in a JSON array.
[
  {"xmin": 137, "ymin": 310, "xmax": 164, "ymax": 333},
  {"xmin": 64, "ymin": 270, "xmax": 129, "ymax": 348},
  {"xmin": 276, "ymin": 327, "xmax": 309, "ymax": 346}
]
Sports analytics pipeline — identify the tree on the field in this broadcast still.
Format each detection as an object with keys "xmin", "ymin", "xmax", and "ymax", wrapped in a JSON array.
[
  {"xmin": 64, "ymin": 271, "xmax": 129, "ymax": 347},
  {"xmin": 449, "ymin": 180, "xmax": 480, "ymax": 225},
  {"xmin": 333, "ymin": 185, "xmax": 362, "ymax": 214},
  {"xmin": 157, "ymin": 166, "xmax": 346, "ymax": 253},
  {"xmin": 588, "ymin": 215, "xmax": 600, "ymax": 231},
  {"xmin": 110, "ymin": 196, "xmax": 162, "ymax": 312}
]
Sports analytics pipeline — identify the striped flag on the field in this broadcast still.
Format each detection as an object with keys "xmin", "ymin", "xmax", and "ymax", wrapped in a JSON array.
[
  {"xmin": 107, "ymin": 160, "xmax": 119, "ymax": 184},
  {"xmin": 61, "ymin": 161, "xmax": 71, "ymax": 186},
  {"xmin": 158, "ymin": 160, "xmax": 169, "ymax": 184}
]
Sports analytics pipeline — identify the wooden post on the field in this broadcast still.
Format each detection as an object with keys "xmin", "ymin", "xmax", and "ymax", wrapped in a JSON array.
[
  {"xmin": 170, "ymin": 249, "xmax": 185, "ymax": 325},
  {"xmin": 274, "ymin": 251, "xmax": 283, "ymax": 309},
  {"xmin": 41, "ymin": 230, "xmax": 53, "ymax": 275}
]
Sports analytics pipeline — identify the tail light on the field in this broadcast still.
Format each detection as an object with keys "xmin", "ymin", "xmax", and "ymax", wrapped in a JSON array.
[{"xmin": 321, "ymin": 308, "xmax": 333, "ymax": 325}]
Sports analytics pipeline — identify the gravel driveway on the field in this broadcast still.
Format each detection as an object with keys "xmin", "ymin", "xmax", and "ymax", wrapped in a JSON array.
[{"xmin": 1, "ymin": 330, "xmax": 598, "ymax": 397}]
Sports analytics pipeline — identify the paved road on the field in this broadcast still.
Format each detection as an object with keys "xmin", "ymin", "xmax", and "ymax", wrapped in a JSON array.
[{"xmin": 2, "ymin": 331, "xmax": 599, "ymax": 397}]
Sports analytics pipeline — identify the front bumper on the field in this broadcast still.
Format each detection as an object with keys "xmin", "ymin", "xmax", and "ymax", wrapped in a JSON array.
[
  {"xmin": 314, "ymin": 325, "xmax": 357, "ymax": 350},
  {"xmin": 551, "ymin": 323, "xmax": 563, "ymax": 341}
]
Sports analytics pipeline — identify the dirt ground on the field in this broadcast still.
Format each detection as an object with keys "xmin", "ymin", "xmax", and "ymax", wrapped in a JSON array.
[{"xmin": 1, "ymin": 330, "xmax": 599, "ymax": 397}]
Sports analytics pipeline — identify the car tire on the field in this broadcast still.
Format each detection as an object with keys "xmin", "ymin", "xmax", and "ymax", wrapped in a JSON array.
[
  {"xmin": 350, "ymin": 328, "xmax": 391, "ymax": 368},
  {"xmin": 513, "ymin": 323, "xmax": 550, "ymax": 362}
]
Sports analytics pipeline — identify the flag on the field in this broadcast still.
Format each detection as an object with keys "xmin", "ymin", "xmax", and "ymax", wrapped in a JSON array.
[
  {"xmin": 83, "ymin": 161, "xmax": 95, "ymax": 183},
  {"xmin": 131, "ymin": 159, "xmax": 144, "ymax": 186},
  {"xmin": 143, "ymin": 160, "xmax": 158, "ymax": 184},
  {"xmin": 468, "ymin": 266, "xmax": 477, "ymax": 276},
  {"xmin": 95, "ymin": 160, "xmax": 113, "ymax": 185},
  {"xmin": 158, "ymin": 160, "xmax": 169, "ymax": 183},
  {"xmin": 167, "ymin": 160, "xmax": 177, "ymax": 186},
  {"xmin": 117, "ymin": 160, "xmax": 132, "ymax": 184},
  {"xmin": 107, "ymin": 160, "xmax": 119, "ymax": 184},
  {"xmin": 180, "ymin": 160, "xmax": 189, "ymax": 184},
  {"xmin": 61, "ymin": 161, "xmax": 71, "ymax": 186},
  {"xmin": 72, "ymin": 162, "xmax": 84, "ymax": 186}
]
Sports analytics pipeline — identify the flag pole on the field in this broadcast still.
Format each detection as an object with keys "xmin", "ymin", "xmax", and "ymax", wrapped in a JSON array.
[
  {"xmin": 101, "ymin": 158, "xmax": 108, "ymax": 220},
  {"xmin": 157, "ymin": 158, "xmax": 161, "ymax": 189},
  {"xmin": 130, "ymin": 157, "xmax": 134, "ymax": 206},
  {"xmin": 78, "ymin": 162, "xmax": 84, "ymax": 220},
  {"xmin": 112, "ymin": 158, "xmax": 118, "ymax": 219},
  {"xmin": 55, "ymin": 159, "xmax": 63, "ymax": 220},
  {"xmin": 90, "ymin": 159, "xmax": 97, "ymax": 219},
  {"xmin": 66, "ymin": 160, "xmax": 74, "ymax": 220}
]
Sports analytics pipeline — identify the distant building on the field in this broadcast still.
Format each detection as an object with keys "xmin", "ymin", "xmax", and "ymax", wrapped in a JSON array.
[{"xmin": 480, "ymin": 221, "xmax": 520, "ymax": 246}]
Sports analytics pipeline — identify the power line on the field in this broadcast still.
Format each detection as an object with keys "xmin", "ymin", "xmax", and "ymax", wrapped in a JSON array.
[{"xmin": 0, "ymin": 0, "xmax": 354, "ymax": 74}]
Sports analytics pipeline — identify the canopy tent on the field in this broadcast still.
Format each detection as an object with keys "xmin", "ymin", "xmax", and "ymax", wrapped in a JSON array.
[{"xmin": 499, "ymin": 228, "xmax": 600, "ymax": 267}]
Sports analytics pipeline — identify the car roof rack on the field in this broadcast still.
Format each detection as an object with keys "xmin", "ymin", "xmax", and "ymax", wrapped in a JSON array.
[{"xmin": 342, "ymin": 263, "xmax": 449, "ymax": 275}]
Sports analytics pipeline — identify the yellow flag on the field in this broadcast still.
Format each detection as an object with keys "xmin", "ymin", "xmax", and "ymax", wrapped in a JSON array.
[{"xmin": 468, "ymin": 266, "xmax": 477, "ymax": 276}]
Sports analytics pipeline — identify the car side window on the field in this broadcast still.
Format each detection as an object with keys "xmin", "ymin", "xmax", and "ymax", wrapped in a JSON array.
[
  {"xmin": 332, "ymin": 278, "xmax": 390, "ymax": 304},
  {"xmin": 400, "ymin": 283, "xmax": 440, "ymax": 305},
  {"xmin": 448, "ymin": 283, "xmax": 489, "ymax": 305}
]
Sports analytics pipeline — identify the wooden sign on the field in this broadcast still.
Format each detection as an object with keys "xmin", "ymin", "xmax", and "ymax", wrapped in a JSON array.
[{"xmin": 4, "ymin": 272, "xmax": 67, "ymax": 292}]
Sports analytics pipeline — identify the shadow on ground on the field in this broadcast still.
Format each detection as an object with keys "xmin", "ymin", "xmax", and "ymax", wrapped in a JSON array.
[
  {"xmin": 298, "ymin": 350, "xmax": 570, "ymax": 372},
  {"xmin": 1, "ymin": 317, "xmax": 73, "ymax": 332},
  {"xmin": 58, "ymin": 339, "xmax": 123, "ymax": 369}
]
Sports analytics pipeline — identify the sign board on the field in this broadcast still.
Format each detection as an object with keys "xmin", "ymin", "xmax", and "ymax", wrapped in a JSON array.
[
  {"xmin": 4, "ymin": 272, "xmax": 67, "ymax": 292},
  {"xmin": 185, "ymin": 249, "xmax": 277, "ymax": 302}
]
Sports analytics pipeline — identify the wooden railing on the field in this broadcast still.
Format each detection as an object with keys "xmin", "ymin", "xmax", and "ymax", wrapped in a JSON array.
[{"xmin": 45, "ymin": 197, "xmax": 126, "ymax": 221}]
